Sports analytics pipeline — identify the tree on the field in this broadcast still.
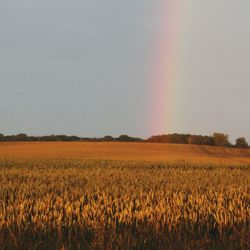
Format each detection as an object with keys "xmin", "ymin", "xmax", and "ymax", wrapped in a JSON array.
[
  {"xmin": 202, "ymin": 136, "xmax": 215, "ymax": 146},
  {"xmin": 188, "ymin": 135, "xmax": 210, "ymax": 145},
  {"xmin": 116, "ymin": 135, "xmax": 143, "ymax": 142},
  {"xmin": 0, "ymin": 133, "xmax": 4, "ymax": 141},
  {"xmin": 188, "ymin": 135, "xmax": 201, "ymax": 145},
  {"xmin": 213, "ymin": 133, "xmax": 230, "ymax": 147},
  {"xmin": 15, "ymin": 133, "xmax": 29, "ymax": 141},
  {"xmin": 235, "ymin": 137, "xmax": 248, "ymax": 148},
  {"xmin": 102, "ymin": 136, "xmax": 114, "ymax": 141}
]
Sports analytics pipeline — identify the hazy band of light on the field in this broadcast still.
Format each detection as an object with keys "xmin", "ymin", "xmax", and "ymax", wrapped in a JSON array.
[{"xmin": 148, "ymin": 0, "xmax": 185, "ymax": 135}]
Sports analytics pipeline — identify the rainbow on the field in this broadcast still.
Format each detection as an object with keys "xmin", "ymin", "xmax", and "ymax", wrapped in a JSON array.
[{"xmin": 148, "ymin": 1, "xmax": 186, "ymax": 135}]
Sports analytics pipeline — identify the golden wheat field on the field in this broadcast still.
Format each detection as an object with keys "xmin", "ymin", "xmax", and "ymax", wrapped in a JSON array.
[
  {"xmin": 1, "ymin": 142, "xmax": 250, "ymax": 164},
  {"xmin": 0, "ymin": 143, "xmax": 249, "ymax": 249}
]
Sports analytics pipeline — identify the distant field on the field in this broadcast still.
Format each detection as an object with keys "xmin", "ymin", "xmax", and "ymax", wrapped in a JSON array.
[{"xmin": 0, "ymin": 141, "xmax": 250, "ymax": 164}]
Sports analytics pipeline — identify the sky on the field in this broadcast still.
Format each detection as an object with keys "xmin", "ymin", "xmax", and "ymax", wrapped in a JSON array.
[{"xmin": 0, "ymin": 0, "xmax": 249, "ymax": 142}]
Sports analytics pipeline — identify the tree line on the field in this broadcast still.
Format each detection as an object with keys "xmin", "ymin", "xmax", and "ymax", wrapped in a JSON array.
[
  {"xmin": 0, "ymin": 133, "xmax": 143, "ymax": 143},
  {"xmin": 146, "ymin": 133, "xmax": 249, "ymax": 148},
  {"xmin": 0, "ymin": 132, "xmax": 248, "ymax": 148}
]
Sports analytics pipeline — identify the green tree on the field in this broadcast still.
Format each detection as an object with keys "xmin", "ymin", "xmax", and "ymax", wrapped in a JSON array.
[
  {"xmin": 0, "ymin": 133, "xmax": 4, "ymax": 141},
  {"xmin": 235, "ymin": 137, "xmax": 248, "ymax": 148},
  {"xmin": 188, "ymin": 135, "xmax": 201, "ymax": 145},
  {"xmin": 213, "ymin": 133, "xmax": 230, "ymax": 147},
  {"xmin": 102, "ymin": 136, "xmax": 114, "ymax": 141},
  {"xmin": 15, "ymin": 133, "xmax": 29, "ymax": 141}
]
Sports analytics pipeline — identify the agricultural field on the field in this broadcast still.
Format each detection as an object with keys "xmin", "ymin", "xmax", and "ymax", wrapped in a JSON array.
[
  {"xmin": 1, "ymin": 142, "xmax": 250, "ymax": 164},
  {"xmin": 0, "ymin": 143, "xmax": 249, "ymax": 249}
]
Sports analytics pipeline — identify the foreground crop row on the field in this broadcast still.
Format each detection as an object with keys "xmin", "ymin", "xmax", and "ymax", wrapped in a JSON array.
[{"xmin": 0, "ymin": 159, "xmax": 249, "ymax": 249}]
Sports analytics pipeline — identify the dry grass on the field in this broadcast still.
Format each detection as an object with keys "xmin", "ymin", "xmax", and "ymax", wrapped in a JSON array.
[{"xmin": 0, "ymin": 142, "xmax": 250, "ymax": 164}]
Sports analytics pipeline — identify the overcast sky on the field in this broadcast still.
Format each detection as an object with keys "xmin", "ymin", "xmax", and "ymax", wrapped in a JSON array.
[{"xmin": 1, "ymin": 0, "xmax": 249, "ymax": 141}]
